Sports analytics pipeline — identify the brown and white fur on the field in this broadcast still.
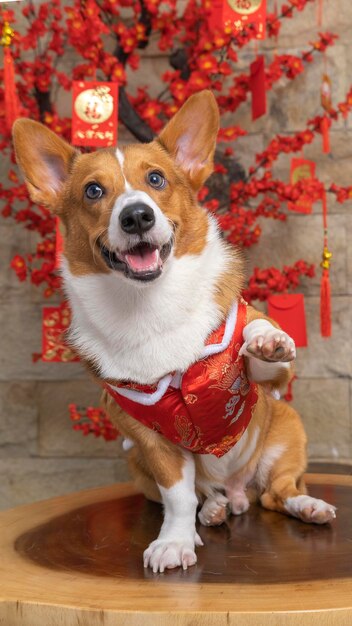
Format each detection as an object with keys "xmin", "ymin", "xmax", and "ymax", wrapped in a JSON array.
[{"xmin": 13, "ymin": 91, "xmax": 336, "ymax": 574}]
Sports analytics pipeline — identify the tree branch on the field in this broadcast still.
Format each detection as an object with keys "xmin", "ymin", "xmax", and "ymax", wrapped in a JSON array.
[
  {"xmin": 112, "ymin": 0, "xmax": 155, "ymax": 143},
  {"xmin": 118, "ymin": 86, "xmax": 155, "ymax": 143},
  {"xmin": 34, "ymin": 88, "xmax": 52, "ymax": 121}
]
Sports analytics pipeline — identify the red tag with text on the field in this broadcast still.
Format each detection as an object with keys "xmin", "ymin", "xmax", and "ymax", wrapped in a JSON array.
[
  {"xmin": 42, "ymin": 305, "xmax": 79, "ymax": 362},
  {"xmin": 72, "ymin": 81, "xmax": 118, "ymax": 147},
  {"xmin": 55, "ymin": 218, "xmax": 64, "ymax": 269},
  {"xmin": 288, "ymin": 158, "xmax": 316, "ymax": 214},
  {"xmin": 223, "ymin": 0, "xmax": 266, "ymax": 40},
  {"xmin": 267, "ymin": 294, "xmax": 307, "ymax": 348},
  {"xmin": 249, "ymin": 55, "xmax": 266, "ymax": 120}
]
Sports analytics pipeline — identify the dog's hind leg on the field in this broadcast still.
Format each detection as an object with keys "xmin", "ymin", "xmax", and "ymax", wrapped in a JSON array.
[{"xmin": 259, "ymin": 401, "xmax": 336, "ymax": 525}]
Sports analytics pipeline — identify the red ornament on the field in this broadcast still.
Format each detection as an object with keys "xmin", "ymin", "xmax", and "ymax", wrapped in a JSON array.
[
  {"xmin": 288, "ymin": 158, "xmax": 316, "ymax": 214},
  {"xmin": 249, "ymin": 55, "xmax": 266, "ymax": 120},
  {"xmin": 208, "ymin": 0, "xmax": 266, "ymax": 40},
  {"xmin": 224, "ymin": 0, "xmax": 266, "ymax": 40},
  {"xmin": 72, "ymin": 81, "xmax": 118, "ymax": 147},
  {"xmin": 267, "ymin": 294, "xmax": 308, "ymax": 348},
  {"xmin": 42, "ymin": 304, "xmax": 79, "ymax": 362}
]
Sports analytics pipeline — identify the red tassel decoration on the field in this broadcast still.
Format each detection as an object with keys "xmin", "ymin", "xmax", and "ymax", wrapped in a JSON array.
[
  {"xmin": 321, "ymin": 115, "xmax": 330, "ymax": 154},
  {"xmin": 320, "ymin": 268, "xmax": 331, "ymax": 337},
  {"xmin": 2, "ymin": 18, "xmax": 20, "ymax": 132},
  {"xmin": 4, "ymin": 47, "xmax": 20, "ymax": 130},
  {"xmin": 320, "ymin": 191, "xmax": 332, "ymax": 337}
]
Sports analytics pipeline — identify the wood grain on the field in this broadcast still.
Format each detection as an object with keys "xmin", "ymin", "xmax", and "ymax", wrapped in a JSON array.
[{"xmin": 1, "ymin": 475, "xmax": 352, "ymax": 625}]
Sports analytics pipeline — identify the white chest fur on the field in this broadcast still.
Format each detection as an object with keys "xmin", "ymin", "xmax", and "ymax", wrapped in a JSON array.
[
  {"xmin": 62, "ymin": 217, "xmax": 234, "ymax": 384},
  {"xmin": 199, "ymin": 427, "xmax": 260, "ymax": 487}
]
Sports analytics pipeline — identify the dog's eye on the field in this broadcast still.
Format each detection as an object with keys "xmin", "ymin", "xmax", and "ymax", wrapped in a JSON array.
[
  {"xmin": 147, "ymin": 171, "xmax": 166, "ymax": 189},
  {"xmin": 85, "ymin": 183, "xmax": 104, "ymax": 200}
]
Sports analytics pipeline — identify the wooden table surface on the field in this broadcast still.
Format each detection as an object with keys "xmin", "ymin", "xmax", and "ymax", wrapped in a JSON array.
[{"xmin": 1, "ymin": 474, "xmax": 352, "ymax": 625}]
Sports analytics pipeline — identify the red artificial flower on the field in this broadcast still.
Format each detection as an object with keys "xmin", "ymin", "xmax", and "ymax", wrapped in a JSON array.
[{"xmin": 10, "ymin": 255, "xmax": 27, "ymax": 281}]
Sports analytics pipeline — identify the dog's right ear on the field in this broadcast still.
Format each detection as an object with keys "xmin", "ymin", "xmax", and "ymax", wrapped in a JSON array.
[{"xmin": 12, "ymin": 119, "xmax": 77, "ymax": 211}]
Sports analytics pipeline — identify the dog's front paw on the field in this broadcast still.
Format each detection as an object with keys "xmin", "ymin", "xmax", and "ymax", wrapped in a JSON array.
[
  {"xmin": 143, "ymin": 539, "xmax": 198, "ymax": 573},
  {"xmin": 241, "ymin": 327, "xmax": 296, "ymax": 363},
  {"xmin": 198, "ymin": 493, "xmax": 230, "ymax": 526}
]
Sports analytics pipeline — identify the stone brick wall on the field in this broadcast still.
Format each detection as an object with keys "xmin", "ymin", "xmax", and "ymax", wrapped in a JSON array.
[{"xmin": 0, "ymin": 0, "xmax": 351, "ymax": 510}]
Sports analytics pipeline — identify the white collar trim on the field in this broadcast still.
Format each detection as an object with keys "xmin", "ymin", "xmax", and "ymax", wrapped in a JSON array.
[{"xmin": 107, "ymin": 300, "xmax": 239, "ymax": 406}]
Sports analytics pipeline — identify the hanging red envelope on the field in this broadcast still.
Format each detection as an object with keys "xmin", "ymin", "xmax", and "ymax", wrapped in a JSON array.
[
  {"xmin": 72, "ymin": 81, "xmax": 118, "ymax": 148},
  {"xmin": 42, "ymin": 305, "xmax": 79, "ymax": 362},
  {"xmin": 223, "ymin": 0, "xmax": 266, "ymax": 39},
  {"xmin": 249, "ymin": 55, "xmax": 266, "ymax": 120},
  {"xmin": 267, "ymin": 293, "xmax": 308, "ymax": 348},
  {"xmin": 288, "ymin": 158, "xmax": 316, "ymax": 214}
]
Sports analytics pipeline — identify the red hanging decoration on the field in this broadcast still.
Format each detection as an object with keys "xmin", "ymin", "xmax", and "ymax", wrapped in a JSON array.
[
  {"xmin": 42, "ymin": 304, "xmax": 79, "ymax": 362},
  {"xmin": 72, "ymin": 81, "xmax": 118, "ymax": 147},
  {"xmin": 224, "ymin": 0, "xmax": 266, "ymax": 40},
  {"xmin": 249, "ymin": 55, "xmax": 266, "ymax": 120},
  {"xmin": 320, "ymin": 191, "xmax": 332, "ymax": 337},
  {"xmin": 209, "ymin": 0, "xmax": 266, "ymax": 40},
  {"xmin": 288, "ymin": 158, "xmax": 316, "ymax": 214},
  {"xmin": 321, "ymin": 115, "xmax": 330, "ymax": 154},
  {"xmin": 1, "ymin": 22, "xmax": 21, "ymax": 132},
  {"xmin": 267, "ymin": 294, "xmax": 308, "ymax": 348}
]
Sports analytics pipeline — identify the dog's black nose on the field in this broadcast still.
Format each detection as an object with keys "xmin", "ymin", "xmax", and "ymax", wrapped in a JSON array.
[{"xmin": 119, "ymin": 203, "xmax": 155, "ymax": 236}]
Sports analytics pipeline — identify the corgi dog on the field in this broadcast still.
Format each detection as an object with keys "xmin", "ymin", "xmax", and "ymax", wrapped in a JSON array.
[{"xmin": 13, "ymin": 91, "xmax": 336, "ymax": 574}]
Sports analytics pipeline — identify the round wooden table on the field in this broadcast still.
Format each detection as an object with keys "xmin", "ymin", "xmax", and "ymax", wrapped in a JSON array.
[{"xmin": 1, "ymin": 474, "xmax": 352, "ymax": 625}]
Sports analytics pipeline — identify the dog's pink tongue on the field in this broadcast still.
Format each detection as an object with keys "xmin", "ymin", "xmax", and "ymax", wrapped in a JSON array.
[{"xmin": 125, "ymin": 247, "xmax": 160, "ymax": 272}]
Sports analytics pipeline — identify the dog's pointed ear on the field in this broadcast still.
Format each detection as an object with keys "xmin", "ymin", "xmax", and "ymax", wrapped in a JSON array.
[
  {"xmin": 12, "ymin": 119, "xmax": 78, "ymax": 211},
  {"xmin": 158, "ymin": 90, "xmax": 219, "ymax": 190}
]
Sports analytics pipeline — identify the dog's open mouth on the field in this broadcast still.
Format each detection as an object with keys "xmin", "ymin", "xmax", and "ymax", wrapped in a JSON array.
[{"xmin": 99, "ymin": 240, "xmax": 173, "ymax": 282}]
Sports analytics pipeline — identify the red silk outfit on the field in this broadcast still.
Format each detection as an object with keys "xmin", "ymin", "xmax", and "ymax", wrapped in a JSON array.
[{"xmin": 105, "ymin": 300, "xmax": 258, "ymax": 458}]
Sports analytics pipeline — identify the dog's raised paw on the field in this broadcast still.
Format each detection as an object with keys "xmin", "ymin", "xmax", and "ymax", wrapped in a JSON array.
[
  {"xmin": 244, "ymin": 328, "xmax": 296, "ymax": 363},
  {"xmin": 284, "ymin": 495, "xmax": 337, "ymax": 524},
  {"xmin": 143, "ymin": 539, "xmax": 198, "ymax": 573}
]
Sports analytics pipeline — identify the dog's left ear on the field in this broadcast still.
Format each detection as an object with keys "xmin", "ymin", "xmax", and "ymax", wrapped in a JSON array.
[{"xmin": 158, "ymin": 90, "xmax": 219, "ymax": 191}]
